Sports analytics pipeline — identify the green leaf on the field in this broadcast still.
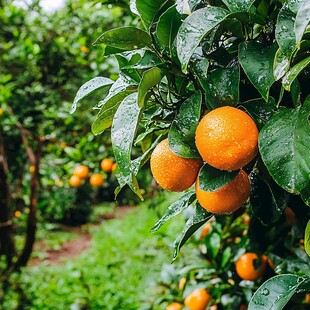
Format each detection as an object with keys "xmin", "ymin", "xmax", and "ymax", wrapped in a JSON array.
[
  {"xmin": 241, "ymin": 97, "xmax": 276, "ymax": 130},
  {"xmin": 168, "ymin": 91, "xmax": 202, "ymax": 158},
  {"xmin": 111, "ymin": 93, "xmax": 143, "ymax": 199},
  {"xmin": 156, "ymin": 5, "xmax": 182, "ymax": 54},
  {"xmin": 203, "ymin": 64, "xmax": 240, "ymax": 109},
  {"xmin": 250, "ymin": 168, "xmax": 289, "ymax": 225},
  {"xmin": 273, "ymin": 48, "xmax": 290, "ymax": 81},
  {"xmin": 115, "ymin": 50, "xmax": 144, "ymax": 69},
  {"xmin": 138, "ymin": 67, "xmax": 165, "ymax": 107},
  {"xmin": 151, "ymin": 191, "xmax": 196, "ymax": 232},
  {"xmin": 131, "ymin": 50, "xmax": 163, "ymax": 69},
  {"xmin": 198, "ymin": 163, "xmax": 239, "ymax": 192},
  {"xmin": 192, "ymin": 58, "xmax": 209, "ymax": 90},
  {"xmin": 295, "ymin": 0, "xmax": 310, "ymax": 47},
  {"xmin": 71, "ymin": 77, "xmax": 113, "ymax": 113},
  {"xmin": 135, "ymin": 0, "xmax": 169, "ymax": 29},
  {"xmin": 282, "ymin": 56, "xmax": 310, "ymax": 91},
  {"xmin": 301, "ymin": 186, "xmax": 310, "ymax": 207},
  {"xmin": 258, "ymin": 103, "xmax": 310, "ymax": 194},
  {"xmin": 94, "ymin": 27, "xmax": 152, "ymax": 51},
  {"xmin": 248, "ymin": 274, "xmax": 307, "ymax": 310},
  {"xmin": 221, "ymin": 247, "xmax": 232, "ymax": 268},
  {"xmin": 205, "ymin": 232, "xmax": 221, "ymax": 259},
  {"xmin": 305, "ymin": 220, "xmax": 310, "ymax": 257},
  {"xmin": 275, "ymin": 2, "xmax": 297, "ymax": 57},
  {"xmin": 222, "ymin": 0, "xmax": 255, "ymax": 12},
  {"xmin": 173, "ymin": 203, "xmax": 212, "ymax": 261},
  {"xmin": 239, "ymin": 42, "xmax": 277, "ymax": 101},
  {"xmin": 176, "ymin": 6, "xmax": 229, "ymax": 72}
]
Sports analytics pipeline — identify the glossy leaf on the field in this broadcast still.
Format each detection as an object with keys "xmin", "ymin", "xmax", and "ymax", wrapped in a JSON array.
[
  {"xmin": 111, "ymin": 93, "xmax": 143, "ymax": 199},
  {"xmin": 203, "ymin": 65, "xmax": 240, "ymax": 109},
  {"xmin": 168, "ymin": 91, "xmax": 202, "ymax": 158},
  {"xmin": 173, "ymin": 203, "xmax": 212, "ymax": 261},
  {"xmin": 301, "ymin": 186, "xmax": 310, "ymax": 207},
  {"xmin": 221, "ymin": 247, "xmax": 232, "ymax": 268},
  {"xmin": 250, "ymin": 168, "xmax": 289, "ymax": 225},
  {"xmin": 273, "ymin": 48, "xmax": 290, "ymax": 81},
  {"xmin": 176, "ymin": 6, "xmax": 229, "ymax": 72},
  {"xmin": 205, "ymin": 232, "xmax": 221, "ymax": 259},
  {"xmin": 131, "ymin": 50, "xmax": 163, "ymax": 69},
  {"xmin": 239, "ymin": 42, "xmax": 277, "ymax": 101},
  {"xmin": 295, "ymin": 0, "xmax": 310, "ymax": 46},
  {"xmin": 275, "ymin": 2, "xmax": 297, "ymax": 57},
  {"xmin": 151, "ymin": 191, "xmax": 196, "ymax": 232},
  {"xmin": 222, "ymin": 0, "xmax": 255, "ymax": 12},
  {"xmin": 282, "ymin": 56, "xmax": 310, "ymax": 91},
  {"xmin": 135, "ymin": 0, "xmax": 168, "ymax": 29},
  {"xmin": 94, "ymin": 27, "xmax": 152, "ymax": 50},
  {"xmin": 138, "ymin": 67, "xmax": 165, "ymax": 107},
  {"xmin": 156, "ymin": 5, "xmax": 182, "ymax": 54},
  {"xmin": 241, "ymin": 97, "xmax": 276, "ymax": 130},
  {"xmin": 258, "ymin": 103, "xmax": 310, "ymax": 194},
  {"xmin": 248, "ymin": 274, "xmax": 307, "ymax": 309},
  {"xmin": 71, "ymin": 77, "xmax": 113, "ymax": 113},
  {"xmin": 305, "ymin": 220, "xmax": 310, "ymax": 257},
  {"xmin": 115, "ymin": 50, "xmax": 144, "ymax": 69},
  {"xmin": 198, "ymin": 163, "xmax": 239, "ymax": 192}
]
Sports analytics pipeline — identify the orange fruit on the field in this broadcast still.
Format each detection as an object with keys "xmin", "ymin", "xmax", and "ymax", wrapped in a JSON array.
[
  {"xmin": 195, "ymin": 106, "xmax": 258, "ymax": 171},
  {"xmin": 60, "ymin": 142, "xmax": 67, "ymax": 148},
  {"xmin": 0, "ymin": 108, "xmax": 3, "ymax": 115},
  {"xmin": 89, "ymin": 173, "xmax": 104, "ymax": 187},
  {"xmin": 15, "ymin": 211, "xmax": 21, "ymax": 217},
  {"xmin": 196, "ymin": 170, "xmax": 250, "ymax": 214},
  {"xmin": 235, "ymin": 253, "xmax": 267, "ymax": 281},
  {"xmin": 101, "ymin": 158, "xmax": 114, "ymax": 172},
  {"xmin": 284, "ymin": 207, "xmax": 296, "ymax": 225},
  {"xmin": 166, "ymin": 302, "xmax": 183, "ymax": 310},
  {"xmin": 150, "ymin": 139, "xmax": 202, "ymax": 192},
  {"xmin": 179, "ymin": 277, "xmax": 186, "ymax": 291},
  {"xmin": 184, "ymin": 288, "xmax": 211, "ymax": 310},
  {"xmin": 112, "ymin": 162, "xmax": 117, "ymax": 172},
  {"xmin": 69, "ymin": 175, "xmax": 82, "ymax": 187},
  {"xmin": 305, "ymin": 293, "xmax": 310, "ymax": 304},
  {"xmin": 73, "ymin": 165, "xmax": 89, "ymax": 179},
  {"xmin": 239, "ymin": 304, "xmax": 247, "ymax": 310},
  {"xmin": 200, "ymin": 222, "xmax": 211, "ymax": 240},
  {"xmin": 29, "ymin": 165, "xmax": 36, "ymax": 173}
]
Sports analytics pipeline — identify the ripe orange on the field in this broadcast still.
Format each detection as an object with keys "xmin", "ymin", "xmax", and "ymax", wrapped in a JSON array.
[
  {"xmin": 184, "ymin": 288, "xmax": 211, "ymax": 310},
  {"xmin": 0, "ymin": 108, "xmax": 3, "ymax": 115},
  {"xmin": 101, "ymin": 158, "xmax": 114, "ymax": 172},
  {"xmin": 89, "ymin": 173, "xmax": 104, "ymax": 187},
  {"xmin": 195, "ymin": 106, "xmax": 258, "ymax": 171},
  {"xmin": 29, "ymin": 165, "xmax": 36, "ymax": 173},
  {"xmin": 200, "ymin": 222, "xmax": 211, "ymax": 240},
  {"xmin": 150, "ymin": 139, "xmax": 202, "ymax": 192},
  {"xmin": 73, "ymin": 165, "xmax": 89, "ymax": 179},
  {"xmin": 235, "ymin": 253, "xmax": 267, "ymax": 281},
  {"xmin": 166, "ymin": 302, "xmax": 183, "ymax": 310},
  {"xmin": 284, "ymin": 207, "xmax": 296, "ymax": 225},
  {"xmin": 305, "ymin": 293, "xmax": 310, "ymax": 304},
  {"xmin": 179, "ymin": 277, "xmax": 186, "ymax": 291},
  {"xmin": 196, "ymin": 170, "xmax": 250, "ymax": 214},
  {"xmin": 112, "ymin": 162, "xmax": 117, "ymax": 172},
  {"xmin": 69, "ymin": 175, "xmax": 82, "ymax": 187}
]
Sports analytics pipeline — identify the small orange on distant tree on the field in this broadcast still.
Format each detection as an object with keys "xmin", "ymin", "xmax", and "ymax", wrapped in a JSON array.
[
  {"xmin": 184, "ymin": 288, "xmax": 211, "ymax": 310},
  {"xmin": 235, "ymin": 253, "xmax": 267, "ymax": 281},
  {"xmin": 166, "ymin": 302, "xmax": 183, "ymax": 310},
  {"xmin": 29, "ymin": 165, "xmax": 36, "ymax": 173},
  {"xmin": 69, "ymin": 175, "xmax": 82, "ymax": 187},
  {"xmin": 150, "ymin": 139, "xmax": 202, "ymax": 192},
  {"xmin": 101, "ymin": 158, "xmax": 114, "ymax": 172},
  {"xmin": 195, "ymin": 106, "xmax": 258, "ymax": 171},
  {"xmin": 90, "ymin": 173, "xmax": 104, "ymax": 187},
  {"xmin": 179, "ymin": 277, "xmax": 186, "ymax": 291},
  {"xmin": 200, "ymin": 222, "xmax": 212, "ymax": 240},
  {"xmin": 284, "ymin": 207, "xmax": 296, "ymax": 226},
  {"xmin": 74, "ymin": 165, "xmax": 89, "ymax": 179},
  {"xmin": 196, "ymin": 170, "xmax": 250, "ymax": 214},
  {"xmin": 112, "ymin": 162, "xmax": 117, "ymax": 172}
]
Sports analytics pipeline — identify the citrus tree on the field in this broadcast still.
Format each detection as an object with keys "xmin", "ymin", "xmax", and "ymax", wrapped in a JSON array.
[{"xmin": 73, "ymin": 0, "xmax": 310, "ymax": 308}]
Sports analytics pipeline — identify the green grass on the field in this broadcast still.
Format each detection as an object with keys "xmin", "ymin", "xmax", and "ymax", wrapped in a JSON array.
[{"xmin": 5, "ymin": 193, "xmax": 193, "ymax": 310}]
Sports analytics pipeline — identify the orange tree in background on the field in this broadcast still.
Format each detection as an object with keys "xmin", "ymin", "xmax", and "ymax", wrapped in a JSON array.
[{"xmin": 73, "ymin": 0, "xmax": 310, "ymax": 308}]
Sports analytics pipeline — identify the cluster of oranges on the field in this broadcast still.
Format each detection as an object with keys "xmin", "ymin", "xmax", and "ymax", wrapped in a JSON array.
[
  {"xmin": 151, "ymin": 106, "xmax": 259, "ymax": 215},
  {"xmin": 69, "ymin": 158, "xmax": 117, "ymax": 188}
]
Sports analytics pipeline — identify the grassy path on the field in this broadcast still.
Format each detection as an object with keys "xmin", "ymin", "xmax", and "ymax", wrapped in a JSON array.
[{"xmin": 9, "ymin": 194, "xmax": 190, "ymax": 310}]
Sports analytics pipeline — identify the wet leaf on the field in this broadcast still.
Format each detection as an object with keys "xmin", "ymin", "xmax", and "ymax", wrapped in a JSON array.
[
  {"xmin": 111, "ymin": 93, "xmax": 143, "ymax": 199},
  {"xmin": 131, "ymin": 50, "xmax": 163, "ymax": 69},
  {"xmin": 156, "ymin": 5, "xmax": 182, "ymax": 54},
  {"xmin": 273, "ymin": 48, "xmax": 290, "ymax": 81},
  {"xmin": 239, "ymin": 42, "xmax": 277, "ymax": 101},
  {"xmin": 168, "ymin": 91, "xmax": 202, "ymax": 158},
  {"xmin": 94, "ymin": 27, "xmax": 152, "ymax": 50},
  {"xmin": 71, "ymin": 77, "xmax": 113, "ymax": 113},
  {"xmin": 222, "ymin": 0, "xmax": 256, "ymax": 12},
  {"xmin": 151, "ymin": 191, "xmax": 196, "ymax": 232},
  {"xmin": 305, "ymin": 220, "xmax": 310, "ymax": 257},
  {"xmin": 205, "ymin": 232, "xmax": 221, "ymax": 259},
  {"xmin": 248, "ymin": 274, "xmax": 307, "ymax": 310},
  {"xmin": 173, "ymin": 203, "xmax": 212, "ymax": 261},
  {"xmin": 176, "ymin": 6, "xmax": 229, "ymax": 72},
  {"xmin": 295, "ymin": 0, "xmax": 310, "ymax": 47},
  {"xmin": 258, "ymin": 102, "xmax": 310, "ymax": 194},
  {"xmin": 138, "ymin": 67, "xmax": 165, "ymax": 107},
  {"xmin": 198, "ymin": 163, "xmax": 239, "ymax": 192},
  {"xmin": 282, "ymin": 56, "xmax": 310, "ymax": 91}
]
